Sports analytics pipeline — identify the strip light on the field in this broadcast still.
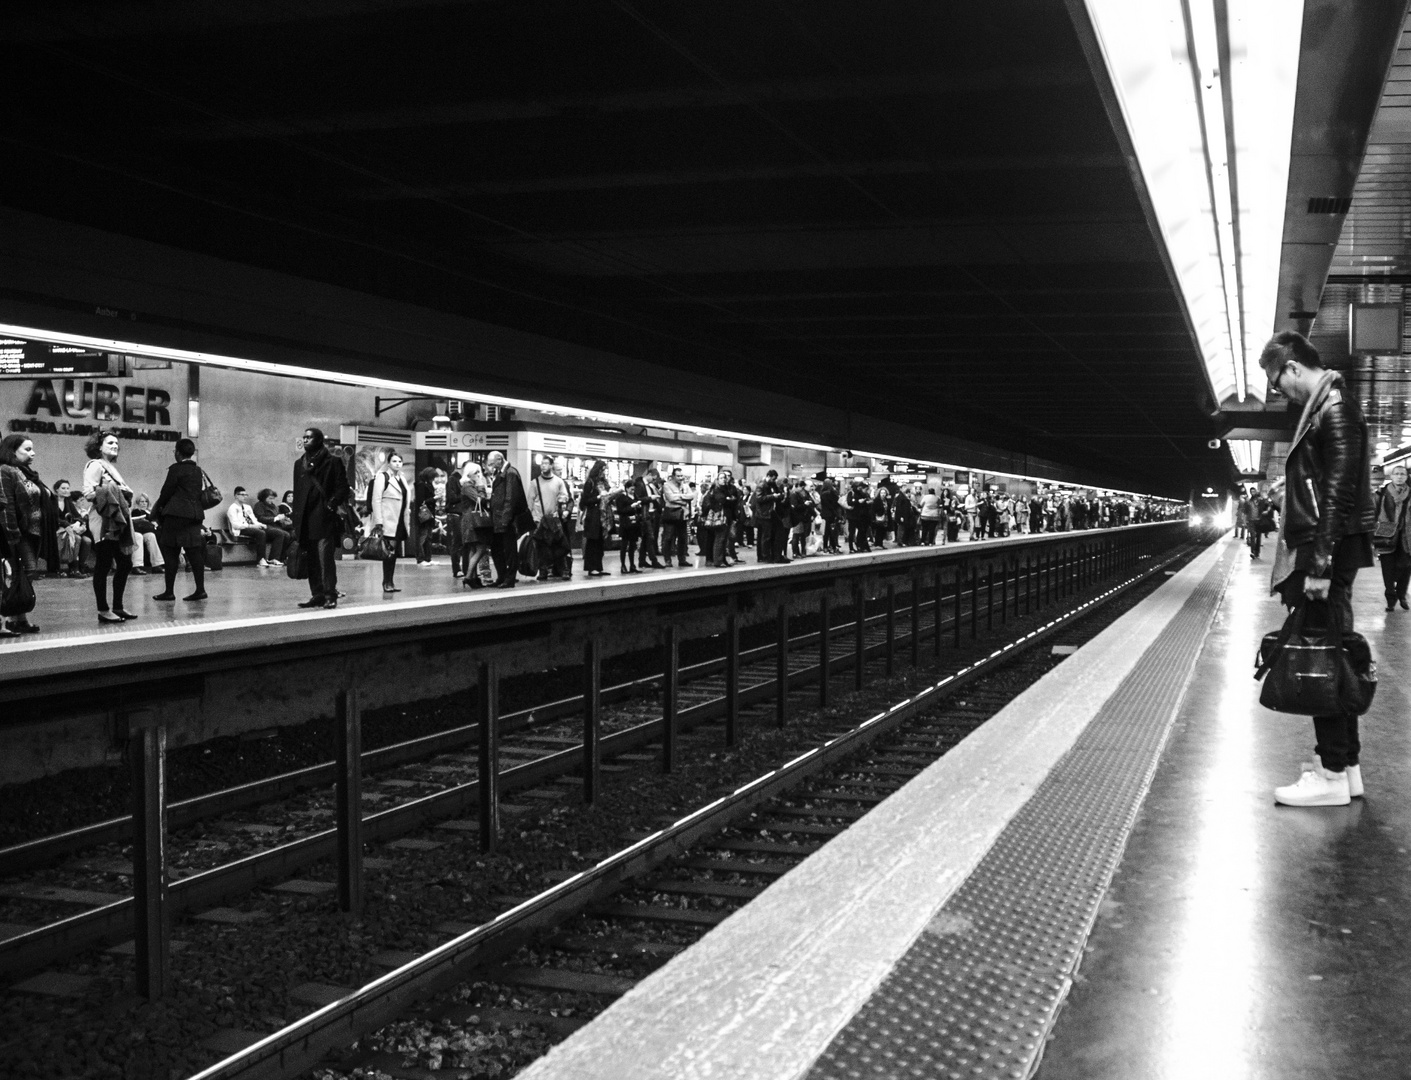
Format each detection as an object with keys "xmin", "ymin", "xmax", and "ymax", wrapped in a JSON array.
[
  {"xmin": 0, "ymin": 321, "xmax": 1183, "ymax": 503},
  {"xmin": 1227, "ymin": 438, "xmax": 1261, "ymax": 474},
  {"xmin": 1082, "ymin": 0, "xmax": 1303, "ymax": 405}
]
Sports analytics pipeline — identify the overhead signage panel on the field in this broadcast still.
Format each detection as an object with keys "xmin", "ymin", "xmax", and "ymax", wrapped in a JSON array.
[{"xmin": 0, "ymin": 338, "xmax": 115, "ymax": 379}]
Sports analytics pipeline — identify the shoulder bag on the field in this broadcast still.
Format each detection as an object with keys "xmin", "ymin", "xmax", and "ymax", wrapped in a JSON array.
[
  {"xmin": 199, "ymin": 468, "xmax": 223, "ymax": 511},
  {"xmin": 1255, "ymin": 598, "xmax": 1376, "ymax": 716},
  {"xmin": 1373, "ymin": 488, "xmax": 1407, "ymax": 554},
  {"xmin": 0, "ymin": 551, "xmax": 35, "ymax": 617}
]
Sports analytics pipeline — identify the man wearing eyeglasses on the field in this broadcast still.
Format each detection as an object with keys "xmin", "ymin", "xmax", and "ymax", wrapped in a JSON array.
[{"xmin": 1258, "ymin": 331, "xmax": 1376, "ymax": 807}]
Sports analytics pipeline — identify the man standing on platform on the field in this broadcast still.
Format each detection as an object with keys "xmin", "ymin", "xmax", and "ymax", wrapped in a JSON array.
[
  {"xmin": 486, "ymin": 450, "xmax": 530, "ymax": 588},
  {"xmin": 292, "ymin": 427, "xmax": 350, "ymax": 610},
  {"xmin": 529, "ymin": 454, "xmax": 572, "ymax": 581},
  {"xmin": 1261, "ymin": 330, "xmax": 1376, "ymax": 807}
]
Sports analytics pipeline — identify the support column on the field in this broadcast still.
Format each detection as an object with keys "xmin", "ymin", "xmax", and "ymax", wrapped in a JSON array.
[
  {"xmin": 478, "ymin": 662, "xmax": 499, "ymax": 854},
  {"xmin": 335, "ymin": 688, "xmax": 363, "ymax": 916},
  {"xmin": 662, "ymin": 625, "xmax": 679, "ymax": 771},
  {"xmin": 582, "ymin": 639, "xmax": 601, "ymax": 805},
  {"xmin": 130, "ymin": 712, "xmax": 169, "ymax": 1000}
]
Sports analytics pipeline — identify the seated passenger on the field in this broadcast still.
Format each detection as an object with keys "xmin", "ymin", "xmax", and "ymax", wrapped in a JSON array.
[
  {"xmin": 129, "ymin": 492, "xmax": 166, "ymax": 576},
  {"xmin": 226, "ymin": 485, "xmax": 285, "ymax": 567},
  {"xmin": 252, "ymin": 487, "xmax": 294, "ymax": 565},
  {"xmin": 53, "ymin": 479, "xmax": 92, "ymax": 577}
]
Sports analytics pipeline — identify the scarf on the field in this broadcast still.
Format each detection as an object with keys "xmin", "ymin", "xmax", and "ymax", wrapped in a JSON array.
[{"xmin": 1270, "ymin": 369, "xmax": 1340, "ymax": 594}]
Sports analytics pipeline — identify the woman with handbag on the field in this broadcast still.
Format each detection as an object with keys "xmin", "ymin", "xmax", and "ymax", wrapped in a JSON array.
[
  {"xmin": 580, "ymin": 475, "xmax": 612, "ymax": 577},
  {"xmin": 82, "ymin": 429, "xmax": 140, "ymax": 623},
  {"xmin": 0, "ymin": 435, "xmax": 42, "ymax": 636},
  {"xmin": 1374, "ymin": 463, "xmax": 1410, "ymax": 611},
  {"xmin": 413, "ymin": 467, "xmax": 438, "ymax": 565},
  {"xmin": 368, "ymin": 449, "xmax": 412, "ymax": 594},
  {"xmin": 0, "ymin": 434, "xmax": 58, "ymax": 581},
  {"xmin": 150, "ymin": 437, "xmax": 208, "ymax": 603},
  {"xmin": 456, "ymin": 462, "xmax": 492, "ymax": 589}
]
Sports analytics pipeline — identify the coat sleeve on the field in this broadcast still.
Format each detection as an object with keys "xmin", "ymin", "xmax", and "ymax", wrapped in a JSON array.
[
  {"xmin": 369, "ymin": 472, "xmax": 387, "ymax": 529},
  {"xmin": 0, "ymin": 468, "xmax": 19, "ymax": 547},
  {"xmin": 327, "ymin": 457, "xmax": 351, "ymax": 509},
  {"xmin": 1311, "ymin": 400, "xmax": 1367, "ymax": 573}
]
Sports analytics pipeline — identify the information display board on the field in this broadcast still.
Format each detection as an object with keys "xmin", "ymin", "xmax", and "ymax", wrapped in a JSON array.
[{"xmin": 0, "ymin": 338, "xmax": 115, "ymax": 379}]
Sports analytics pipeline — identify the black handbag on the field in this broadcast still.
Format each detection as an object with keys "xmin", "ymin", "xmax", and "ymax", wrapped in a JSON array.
[
  {"xmin": 285, "ymin": 539, "xmax": 309, "ymax": 580},
  {"xmin": 1255, "ymin": 599, "xmax": 1376, "ymax": 716},
  {"xmin": 359, "ymin": 533, "xmax": 390, "ymax": 561},
  {"xmin": 0, "ymin": 553, "xmax": 36, "ymax": 617},
  {"xmin": 199, "ymin": 469, "xmax": 223, "ymax": 511}
]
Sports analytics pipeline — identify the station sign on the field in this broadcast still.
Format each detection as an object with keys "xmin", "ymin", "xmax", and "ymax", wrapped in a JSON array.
[{"xmin": 0, "ymin": 338, "xmax": 116, "ymax": 380}]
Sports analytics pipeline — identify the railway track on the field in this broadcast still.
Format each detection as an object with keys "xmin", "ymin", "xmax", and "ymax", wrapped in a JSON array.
[
  {"xmin": 174, "ymin": 540, "xmax": 1203, "ymax": 1080},
  {"xmin": 0, "ymin": 543, "xmax": 1190, "ymax": 981}
]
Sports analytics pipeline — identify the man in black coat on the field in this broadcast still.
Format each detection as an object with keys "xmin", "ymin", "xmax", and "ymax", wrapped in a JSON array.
[
  {"xmin": 291, "ymin": 427, "xmax": 351, "ymax": 609},
  {"xmin": 486, "ymin": 451, "xmax": 531, "ymax": 587},
  {"xmin": 1260, "ymin": 331, "xmax": 1376, "ymax": 807}
]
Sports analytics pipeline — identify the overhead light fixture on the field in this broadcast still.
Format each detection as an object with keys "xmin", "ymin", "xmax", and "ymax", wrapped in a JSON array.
[
  {"xmin": 1082, "ymin": 0, "xmax": 1303, "ymax": 405},
  {"xmin": 1228, "ymin": 439, "xmax": 1262, "ymax": 474}
]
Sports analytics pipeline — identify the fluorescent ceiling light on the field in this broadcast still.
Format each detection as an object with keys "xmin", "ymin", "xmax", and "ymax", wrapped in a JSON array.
[
  {"xmin": 1228, "ymin": 438, "xmax": 1262, "ymax": 473},
  {"xmin": 0, "ymin": 321, "xmax": 1183, "ymax": 503},
  {"xmin": 1083, "ymin": 0, "xmax": 1303, "ymax": 405}
]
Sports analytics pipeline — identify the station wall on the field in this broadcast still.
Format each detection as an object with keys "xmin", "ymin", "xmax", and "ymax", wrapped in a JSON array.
[{"xmin": 1, "ymin": 362, "xmax": 407, "ymax": 522}]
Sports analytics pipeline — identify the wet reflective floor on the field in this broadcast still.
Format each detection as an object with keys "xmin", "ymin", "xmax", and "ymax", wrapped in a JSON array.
[{"xmin": 1039, "ymin": 548, "xmax": 1411, "ymax": 1079}]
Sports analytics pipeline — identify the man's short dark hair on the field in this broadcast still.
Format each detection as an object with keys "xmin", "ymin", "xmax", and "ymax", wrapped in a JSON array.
[
  {"xmin": 1259, "ymin": 330, "xmax": 1323, "ymax": 377},
  {"xmin": 233, "ymin": 486, "xmax": 246, "ymax": 495},
  {"xmin": 175, "ymin": 437, "xmax": 196, "ymax": 459},
  {"xmin": 304, "ymin": 427, "xmax": 325, "ymax": 449},
  {"xmin": 257, "ymin": 488, "xmax": 275, "ymax": 501},
  {"xmin": 765, "ymin": 469, "xmax": 778, "ymax": 479}
]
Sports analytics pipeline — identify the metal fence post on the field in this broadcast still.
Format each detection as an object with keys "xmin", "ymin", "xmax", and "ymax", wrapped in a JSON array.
[
  {"xmin": 985, "ymin": 565, "xmax": 993, "ymax": 631},
  {"xmin": 934, "ymin": 570, "xmax": 944, "ymax": 657},
  {"xmin": 583, "ymin": 638, "xmax": 601, "ymax": 804},
  {"xmin": 854, "ymin": 580, "xmax": 866, "ymax": 690},
  {"xmin": 335, "ymin": 688, "xmax": 363, "ymax": 916},
  {"xmin": 818, "ymin": 594, "xmax": 830, "ymax": 708},
  {"xmin": 970, "ymin": 565, "xmax": 979, "ymax": 639},
  {"xmin": 129, "ymin": 711, "xmax": 169, "ymax": 1000},
  {"xmin": 885, "ymin": 582, "xmax": 896, "ymax": 676},
  {"xmin": 478, "ymin": 661, "xmax": 499, "ymax": 854},
  {"xmin": 910, "ymin": 570, "xmax": 920, "ymax": 667},
  {"xmin": 663, "ymin": 624, "xmax": 679, "ymax": 771},
  {"xmin": 776, "ymin": 604, "xmax": 789, "ymax": 728},
  {"xmin": 954, "ymin": 565, "xmax": 962, "ymax": 647},
  {"xmin": 999, "ymin": 562, "xmax": 1007, "ymax": 624},
  {"xmin": 725, "ymin": 611, "xmax": 740, "ymax": 746}
]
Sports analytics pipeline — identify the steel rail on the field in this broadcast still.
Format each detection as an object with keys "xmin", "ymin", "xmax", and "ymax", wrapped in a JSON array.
[
  {"xmin": 0, "ymin": 606, "xmax": 908, "ymax": 874},
  {"xmin": 183, "ymin": 543, "xmax": 1195, "ymax": 1080}
]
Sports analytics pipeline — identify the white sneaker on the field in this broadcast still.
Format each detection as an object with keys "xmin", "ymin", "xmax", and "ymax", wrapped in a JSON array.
[
  {"xmin": 1275, "ymin": 766, "xmax": 1350, "ymax": 807},
  {"xmin": 257, "ymin": 559, "xmax": 270, "ymax": 567},
  {"xmin": 1303, "ymin": 755, "xmax": 1363, "ymax": 799}
]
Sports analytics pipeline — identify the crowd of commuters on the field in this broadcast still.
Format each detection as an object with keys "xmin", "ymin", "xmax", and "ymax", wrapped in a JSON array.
[{"xmin": 0, "ymin": 423, "xmax": 1186, "ymax": 635}]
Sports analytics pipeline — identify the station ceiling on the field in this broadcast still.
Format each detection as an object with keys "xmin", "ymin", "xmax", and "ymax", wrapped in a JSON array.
[{"xmin": 0, "ymin": 1, "xmax": 1398, "ymax": 494}]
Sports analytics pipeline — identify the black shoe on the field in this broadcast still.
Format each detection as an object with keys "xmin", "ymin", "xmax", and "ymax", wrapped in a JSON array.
[
  {"xmin": 0, "ymin": 627, "xmax": 18, "ymax": 639},
  {"xmin": 131, "ymin": 567, "xmax": 147, "ymax": 576},
  {"xmin": 152, "ymin": 592, "xmax": 176, "ymax": 601},
  {"xmin": 496, "ymin": 580, "xmax": 515, "ymax": 588},
  {"xmin": 113, "ymin": 609, "xmax": 138, "ymax": 621},
  {"xmin": 13, "ymin": 622, "xmax": 39, "ymax": 634},
  {"xmin": 97, "ymin": 611, "xmax": 124, "ymax": 624},
  {"xmin": 323, "ymin": 598, "xmax": 338, "ymax": 609},
  {"xmin": 298, "ymin": 598, "xmax": 324, "ymax": 608},
  {"xmin": 383, "ymin": 584, "xmax": 401, "ymax": 593},
  {"xmin": 183, "ymin": 591, "xmax": 208, "ymax": 602}
]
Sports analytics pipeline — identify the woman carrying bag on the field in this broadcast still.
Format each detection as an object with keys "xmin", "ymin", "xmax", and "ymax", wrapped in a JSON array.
[
  {"xmin": 82, "ymin": 430, "xmax": 139, "ymax": 623},
  {"xmin": 1373, "ymin": 463, "xmax": 1410, "ymax": 611},
  {"xmin": 367, "ymin": 449, "xmax": 413, "ymax": 594},
  {"xmin": 150, "ymin": 438, "xmax": 209, "ymax": 603},
  {"xmin": 456, "ymin": 461, "xmax": 492, "ymax": 589}
]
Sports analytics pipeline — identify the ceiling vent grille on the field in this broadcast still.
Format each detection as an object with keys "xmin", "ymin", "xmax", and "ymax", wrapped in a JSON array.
[{"xmin": 1307, "ymin": 196, "xmax": 1352, "ymax": 215}]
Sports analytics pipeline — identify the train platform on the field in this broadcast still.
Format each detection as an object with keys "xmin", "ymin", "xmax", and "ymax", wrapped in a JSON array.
[
  {"xmin": 514, "ymin": 535, "xmax": 1411, "ymax": 1080},
  {"xmin": 0, "ymin": 528, "xmax": 1087, "ymax": 684}
]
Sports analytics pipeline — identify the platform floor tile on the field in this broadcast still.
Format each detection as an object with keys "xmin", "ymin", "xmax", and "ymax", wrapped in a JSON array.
[{"xmin": 808, "ymin": 547, "xmax": 1234, "ymax": 1080}]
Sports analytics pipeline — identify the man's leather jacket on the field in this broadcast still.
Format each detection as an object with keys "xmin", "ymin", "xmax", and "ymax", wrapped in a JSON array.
[{"xmin": 1282, "ymin": 377, "xmax": 1376, "ymax": 575}]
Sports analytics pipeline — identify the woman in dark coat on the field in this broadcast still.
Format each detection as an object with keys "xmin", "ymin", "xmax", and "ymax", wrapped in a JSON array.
[
  {"xmin": 413, "ymin": 467, "xmax": 438, "ymax": 565},
  {"xmin": 150, "ymin": 437, "xmax": 208, "ymax": 602},
  {"xmin": 580, "ymin": 475, "xmax": 611, "ymax": 576}
]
